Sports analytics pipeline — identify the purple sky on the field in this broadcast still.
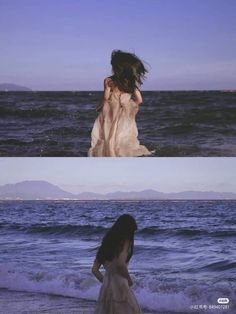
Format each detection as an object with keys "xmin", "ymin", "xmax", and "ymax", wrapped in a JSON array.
[
  {"xmin": 0, "ymin": 0, "xmax": 236, "ymax": 90},
  {"xmin": 0, "ymin": 158, "xmax": 235, "ymax": 194}
]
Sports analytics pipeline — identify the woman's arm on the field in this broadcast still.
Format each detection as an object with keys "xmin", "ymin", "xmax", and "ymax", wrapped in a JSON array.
[
  {"xmin": 91, "ymin": 259, "xmax": 104, "ymax": 283},
  {"xmin": 103, "ymin": 77, "xmax": 111, "ymax": 100},
  {"xmin": 117, "ymin": 240, "xmax": 133, "ymax": 286},
  {"xmin": 133, "ymin": 88, "xmax": 142, "ymax": 105},
  {"xmin": 96, "ymin": 78, "xmax": 111, "ymax": 112}
]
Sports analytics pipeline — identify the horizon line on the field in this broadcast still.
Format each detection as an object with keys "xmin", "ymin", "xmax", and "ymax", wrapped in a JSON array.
[
  {"xmin": 0, "ymin": 198, "xmax": 236, "ymax": 201},
  {"xmin": 1, "ymin": 89, "xmax": 236, "ymax": 92},
  {"xmin": 1, "ymin": 180, "xmax": 236, "ymax": 195},
  {"xmin": 0, "ymin": 83, "xmax": 236, "ymax": 93}
]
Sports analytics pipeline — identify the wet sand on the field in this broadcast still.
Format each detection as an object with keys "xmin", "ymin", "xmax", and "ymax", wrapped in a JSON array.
[{"xmin": 0, "ymin": 288, "xmax": 170, "ymax": 314}]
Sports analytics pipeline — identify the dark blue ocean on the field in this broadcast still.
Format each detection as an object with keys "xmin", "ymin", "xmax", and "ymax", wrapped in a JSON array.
[
  {"xmin": 0, "ymin": 200, "xmax": 235, "ymax": 313},
  {"xmin": 0, "ymin": 91, "xmax": 236, "ymax": 156}
]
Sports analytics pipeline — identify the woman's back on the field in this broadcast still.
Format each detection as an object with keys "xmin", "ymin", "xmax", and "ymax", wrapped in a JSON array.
[
  {"xmin": 106, "ymin": 76, "xmax": 131, "ymax": 95},
  {"xmin": 88, "ymin": 49, "xmax": 151, "ymax": 157},
  {"xmin": 103, "ymin": 238, "xmax": 131, "ymax": 271},
  {"xmin": 88, "ymin": 77, "xmax": 151, "ymax": 157},
  {"xmin": 94, "ymin": 240, "xmax": 142, "ymax": 313},
  {"xmin": 92, "ymin": 214, "xmax": 142, "ymax": 313}
]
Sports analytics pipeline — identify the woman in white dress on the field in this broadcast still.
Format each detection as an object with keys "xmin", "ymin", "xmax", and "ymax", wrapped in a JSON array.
[
  {"xmin": 91, "ymin": 214, "xmax": 142, "ymax": 314},
  {"xmin": 88, "ymin": 50, "xmax": 152, "ymax": 157}
]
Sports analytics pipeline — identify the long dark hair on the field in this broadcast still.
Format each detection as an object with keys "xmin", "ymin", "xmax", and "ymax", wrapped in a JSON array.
[
  {"xmin": 110, "ymin": 50, "xmax": 148, "ymax": 94},
  {"xmin": 96, "ymin": 214, "xmax": 138, "ymax": 264}
]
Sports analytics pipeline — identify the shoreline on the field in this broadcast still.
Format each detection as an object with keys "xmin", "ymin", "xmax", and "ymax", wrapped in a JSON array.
[{"xmin": 0, "ymin": 288, "xmax": 181, "ymax": 314}]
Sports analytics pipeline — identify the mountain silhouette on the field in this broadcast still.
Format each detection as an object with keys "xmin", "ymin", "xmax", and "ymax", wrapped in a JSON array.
[
  {"xmin": 0, "ymin": 83, "xmax": 32, "ymax": 91},
  {"xmin": 0, "ymin": 181, "xmax": 235, "ymax": 200}
]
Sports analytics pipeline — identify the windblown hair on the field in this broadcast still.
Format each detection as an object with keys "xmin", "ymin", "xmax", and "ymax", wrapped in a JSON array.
[
  {"xmin": 110, "ymin": 50, "xmax": 148, "ymax": 94},
  {"xmin": 96, "ymin": 214, "xmax": 138, "ymax": 265}
]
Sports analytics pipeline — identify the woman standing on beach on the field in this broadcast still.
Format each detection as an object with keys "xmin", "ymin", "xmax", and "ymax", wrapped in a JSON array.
[
  {"xmin": 88, "ymin": 50, "xmax": 152, "ymax": 157},
  {"xmin": 91, "ymin": 214, "xmax": 142, "ymax": 314}
]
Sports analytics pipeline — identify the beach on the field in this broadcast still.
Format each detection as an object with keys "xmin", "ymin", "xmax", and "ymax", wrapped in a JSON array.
[
  {"xmin": 0, "ymin": 288, "xmax": 96, "ymax": 314},
  {"xmin": 0, "ymin": 289, "xmax": 185, "ymax": 314},
  {"xmin": 0, "ymin": 200, "xmax": 235, "ymax": 313}
]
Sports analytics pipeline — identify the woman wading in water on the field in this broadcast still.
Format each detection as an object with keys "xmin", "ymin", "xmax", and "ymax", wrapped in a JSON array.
[
  {"xmin": 92, "ymin": 214, "xmax": 142, "ymax": 314},
  {"xmin": 88, "ymin": 50, "xmax": 152, "ymax": 157}
]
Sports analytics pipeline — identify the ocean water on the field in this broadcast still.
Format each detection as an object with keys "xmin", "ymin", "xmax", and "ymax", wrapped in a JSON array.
[
  {"xmin": 0, "ymin": 91, "xmax": 236, "ymax": 156},
  {"xmin": 0, "ymin": 200, "xmax": 235, "ymax": 313}
]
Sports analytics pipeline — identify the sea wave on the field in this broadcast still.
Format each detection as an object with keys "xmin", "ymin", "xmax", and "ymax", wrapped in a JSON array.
[
  {"xmin": 0, "ymin": 222, "xmax": 106, "ymax": 236},
  {"xmin": 0, "ymin": 265, "xmax": 235, "ymax": 313},
  {"xmin": 1, "ymin": 91, "xmax": 236, "ymax": 157},
  {"xmin": 1, "ymin": 222, "xmax": 236, "ymax": 239},
  {"xmin": 0, "ymin": 107, "xmax": 65, "ymax": 118},
  {"xmin": 137, "ymin": 226, "xmax": 236, "ymax": 238},
  {"xmin": 200, "ymin": 260, "xmax": 236, "ymax": 271}
]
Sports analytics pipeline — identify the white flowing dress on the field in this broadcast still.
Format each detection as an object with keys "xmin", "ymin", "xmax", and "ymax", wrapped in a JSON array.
[
  {"xmin": 88, "ymin": 88, "xmax": 151, "ymax": 157},
  {"xmin": 94, "ymin": 241, "xmax": 142, "ymax": 314}
]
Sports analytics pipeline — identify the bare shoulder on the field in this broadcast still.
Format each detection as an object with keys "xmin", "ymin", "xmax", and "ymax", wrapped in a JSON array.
[
  {"xmin": 123, "ymin": 239, "xmax": 131, "ymax": 252},
  {"xmin": 116, "ymin": 239, "xmax": 130, "ymax": 265}
]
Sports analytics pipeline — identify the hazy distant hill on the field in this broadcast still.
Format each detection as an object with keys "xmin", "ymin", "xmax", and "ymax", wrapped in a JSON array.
[
  {"xmin": 75, "ymin": 192, "xmax": 105, "ymax": 200},
  {"xmin": 0, "ymin": 181, "xmax": 74, "ymax": 200},
  {"xmin": 107, "ymin": 190, "xmax": 236, "ymax": 200},
  {"xmin": 106, "ymin": 189, "xmax": 166, "ymax": 200},
  {"xmin": 0, "ymin": 181, "xmax": 235, "ymax": 200},
  {"xmin": 166, "ymin": 190, "xmax": 236, "ymax": 200},
  {"xmin": 0, "ymin": 83, "xmax": 32, "ymax": 91}
]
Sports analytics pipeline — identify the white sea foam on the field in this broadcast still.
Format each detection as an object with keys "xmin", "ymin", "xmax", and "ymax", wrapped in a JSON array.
[
  {"xmin": 0, "ymin": 264, "xmax": 235, "ymax": 313},
  {"xmin": 0, "ymin": 264, "xmax": 99, "ymax": 301}
]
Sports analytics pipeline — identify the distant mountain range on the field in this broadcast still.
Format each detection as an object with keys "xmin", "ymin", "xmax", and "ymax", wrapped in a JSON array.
[
  {"xmin": 0, "ymin": 181, "xmax": 235, "ymax": 200},
  {"xmin": 0, "ymin": 83, "xmax": 32, "ymax": 91}
]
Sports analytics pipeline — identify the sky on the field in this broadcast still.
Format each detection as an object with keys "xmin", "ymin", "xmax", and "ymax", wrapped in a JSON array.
[
  {"xmin": 0, "ymin": 0, "xmax": 236, "ymax": 90},
  {"xmin": 0, "ymin": 158, "xmax": 235, "ymax": 194}
]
